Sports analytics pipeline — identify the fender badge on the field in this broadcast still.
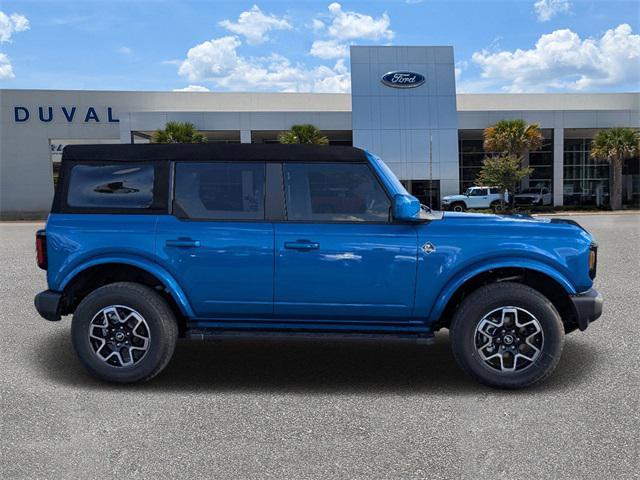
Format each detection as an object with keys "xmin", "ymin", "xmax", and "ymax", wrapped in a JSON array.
[{"xmin": 421, "ymin": 242, "xmax": 436, "ymax": 254}]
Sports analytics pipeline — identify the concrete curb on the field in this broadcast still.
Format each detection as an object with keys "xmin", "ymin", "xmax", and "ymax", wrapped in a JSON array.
[{"xmin": 532, "ymin": 211, "xmax": 640, "ymax": 216}]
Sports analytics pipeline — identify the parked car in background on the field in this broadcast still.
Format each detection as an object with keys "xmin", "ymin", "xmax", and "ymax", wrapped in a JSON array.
[
  {"xmin": 514, "ymin": 187, "xmax": 552, "ymax": 206},
  {"xmin": 35, "ymin": 144, "xmax": 602, "ymax": 389},
  {"xmin": 441, "ymin": 186, "xmax": 507, "ymax": 212}
]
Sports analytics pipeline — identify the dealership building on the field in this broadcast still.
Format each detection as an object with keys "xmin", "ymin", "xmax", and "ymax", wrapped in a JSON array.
[{"xmin": 1, "ymin": 45, "xmax": 638, "ymax": 219}]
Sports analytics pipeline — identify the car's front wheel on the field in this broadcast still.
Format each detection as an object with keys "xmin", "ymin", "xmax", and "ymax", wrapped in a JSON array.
[
  {"xmin": 451, "ymin": 202, "xmax": 466, "ymax": 212},
  {"xmin": 450, "ymin": 282, "xmax": 564, "ymax": 389},
  {"xmin": 71, "ymin": 282, "xmax": 178, "ymax": 383}
]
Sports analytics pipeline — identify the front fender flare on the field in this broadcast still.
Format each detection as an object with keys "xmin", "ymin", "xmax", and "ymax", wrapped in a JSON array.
[
  {"xmin": 59, "ymin": 256, "xmax": 195, "ymax": 318},
  {"xmin": 428, "ymin": 257, "xmax": 576, "ymax": 323}
]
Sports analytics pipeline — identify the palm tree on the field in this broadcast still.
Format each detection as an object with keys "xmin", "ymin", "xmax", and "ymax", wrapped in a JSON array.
[
  {"xmin": 153, "ymin": 121, "xmax": 206, "ymax": 143},
  {"xmin": 483, "ymin": 119, "xmax": 544, "ymax": 158},
  {"xmin": 278, "ymin": 124, "xmax": 329, "ymax": 145},
  {"xmin": 590, "ymin": 128, "xmax": 640, "ymax": 210}
]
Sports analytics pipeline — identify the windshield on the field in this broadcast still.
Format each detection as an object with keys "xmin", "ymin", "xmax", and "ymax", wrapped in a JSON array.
[{"xmin": 520, "ymin": 189, "xmax": 539, "ymax": 194}]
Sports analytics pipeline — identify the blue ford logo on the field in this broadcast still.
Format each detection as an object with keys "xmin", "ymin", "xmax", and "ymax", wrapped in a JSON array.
[{"xmin": 381, "ymin": 71, "xmax": 425, "ymax": 89}]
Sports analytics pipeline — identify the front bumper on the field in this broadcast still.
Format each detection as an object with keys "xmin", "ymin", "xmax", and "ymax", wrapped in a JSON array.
[
  {"xmin": 34, "ymin": 290, "xmax": 63, "ymax": 321},
  {"xmin": 569, "ymin": 288, "xmax": 603, "ymax": 331},
  {"xmin": 514, "ymin": 197, "xmax": 537, "ymax": 205}
]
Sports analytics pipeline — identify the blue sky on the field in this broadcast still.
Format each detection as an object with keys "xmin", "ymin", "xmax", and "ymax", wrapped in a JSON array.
[{"xmin": 1, "ymin": 0, "xmax": 638, "ymax": 93}]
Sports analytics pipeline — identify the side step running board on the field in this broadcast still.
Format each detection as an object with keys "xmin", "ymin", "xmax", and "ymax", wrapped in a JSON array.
[{"xmin": 186, "ymin": 329, "xmax": 435, "ymax": 345}]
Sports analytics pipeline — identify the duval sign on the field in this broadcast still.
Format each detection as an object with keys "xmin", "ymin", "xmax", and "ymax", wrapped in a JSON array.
[
  {"xmin": 13, "ymin": 106, "xmax": 119, "ymax": 123},
  {"xmin": 381, "ymin": 71, "xmax": 425, "ymax": 89}
]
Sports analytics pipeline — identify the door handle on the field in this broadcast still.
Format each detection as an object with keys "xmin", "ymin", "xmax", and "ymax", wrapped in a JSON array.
[
  {"xmin": 284, "ymin": 240, "xmax": 320, "ymax": 251},
  {"xmin": 166, "ymin": 239, "xmax": 201, "ymax": 248}
]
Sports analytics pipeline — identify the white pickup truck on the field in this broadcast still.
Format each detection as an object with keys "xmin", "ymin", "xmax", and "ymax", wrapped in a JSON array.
[
  {"xmin": 441, "ymin": 186, "xmax": 507, "ymax": 212},
  {"xmin": 514, "ymin": 187, "xmax": 553, "ymax": 206}
]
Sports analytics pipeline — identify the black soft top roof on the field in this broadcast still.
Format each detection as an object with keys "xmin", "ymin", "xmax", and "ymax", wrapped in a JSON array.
[{"xmin": 62, "ymin": 143, "xmax": 368, "ymax": 163}]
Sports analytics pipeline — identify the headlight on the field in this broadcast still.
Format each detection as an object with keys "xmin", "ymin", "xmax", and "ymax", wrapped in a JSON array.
[
  {"xmin": 589, "ymin": 243, "xmax": 598, "ymax": 279},
  {"xmin": 441, "ymin": 198, "xmax": 450, "ymax": 203}
]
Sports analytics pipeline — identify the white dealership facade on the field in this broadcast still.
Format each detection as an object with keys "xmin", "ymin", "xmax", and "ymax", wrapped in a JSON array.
[{"xmin": 1, "ymin": 46, "xmax": 638, "ymax": 219}]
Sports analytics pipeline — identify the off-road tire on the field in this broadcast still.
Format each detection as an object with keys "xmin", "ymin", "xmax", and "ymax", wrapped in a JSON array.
[
  {"xmin": 71, "ymin": 282, "xmax": 178, "ymax": 384},
  {"xmin": 451, "ymin": 202, "xmax": 466, "ymax": 212},
  {"xmin": 450, "ymin": 282, "xmax": 565, "ymax": 389}
]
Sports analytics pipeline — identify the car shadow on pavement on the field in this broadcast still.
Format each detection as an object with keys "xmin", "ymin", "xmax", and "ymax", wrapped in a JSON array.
[{"xmin": 33, "ymin": 329, "xmax": 598, "ymax": 394}]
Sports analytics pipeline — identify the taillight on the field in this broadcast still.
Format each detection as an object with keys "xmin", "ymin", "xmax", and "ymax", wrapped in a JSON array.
[
  {"xmin": 36, "ymin": 230, "xmax": 47, "ymax": 270},
  {"xmin": 589, "ymin": 243, "xmax": 598, "ymax": 279}
]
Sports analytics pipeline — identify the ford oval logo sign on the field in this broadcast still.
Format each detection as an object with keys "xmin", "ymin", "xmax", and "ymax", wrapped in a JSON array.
[{"xmin": 381, "ymin": 71, "xmax": 425, "ymax": 89}]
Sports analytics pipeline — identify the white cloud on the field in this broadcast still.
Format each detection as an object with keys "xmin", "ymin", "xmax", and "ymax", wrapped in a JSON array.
[
  {"xmin": 325, "ymin": 3, "xmax": 393, "ymax": 41},
  {"xmin": 471, "ymin": 24, "xmax": 640, "ymax": 92},
  {"xmin": 178, "ymin": 36, "xmax": 244, "ymax": 82},
  {"xmin": 310, "ymin": 18, "xmax": 325, "ymax": 32},
  {"xmin": 118, "ymin": 46, "xmax": 133, "ymax": 55},
  {"xmin": 310, "ymin": 39, "xmax": 348, "ymax": 59},
  {"xmin": 177, "ymin": 35, "xmax": 350, "ymax": 93},
  {"xmin": 312, "ymin": 58, "xmax": 351, "ymax": 93},
  {"xmin": 0, "ymin": 11, "xmax": 29, "ymax": 43},
  {"xmin": 0, "ymin": 52, "xmax": 14, "ymax": 79},
  {"xmin": 533, "ymin": 0, "xmax": 571, "ymax": 22},
  {"xmin": 219, "ymin": 5, "xmax": 291, "ymax": 45},
  {"xmin": 173, "ymin": 85, "xmax": 210, "ymax": 92},
  {"xmin": 309, "ymin": 3, "xmax": 393, "ymax": 59}
]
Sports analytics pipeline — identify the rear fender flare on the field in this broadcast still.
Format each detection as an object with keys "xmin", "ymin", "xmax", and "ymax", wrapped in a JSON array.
[{"xmin": 59, "ymin": 256, "xmax": 194, "ymax": 318}]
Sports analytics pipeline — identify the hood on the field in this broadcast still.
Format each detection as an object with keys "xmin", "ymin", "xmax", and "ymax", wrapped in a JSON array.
[
  {"xmin": 442, "ymin": 194, "xmax": 466, "ymax": 201},
  {"xmin": 443, "ymin": 210, "xmax": 545, "ymax": 222},
  {"xmin": 441, "ymin": 211, "xmax": 591, "ymax": 236}
]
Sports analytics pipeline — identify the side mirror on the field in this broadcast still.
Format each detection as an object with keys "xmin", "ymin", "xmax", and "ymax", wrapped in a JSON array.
[{"xmin": 393, "ymin": 194, "xmax": 421, "ymax": 221}]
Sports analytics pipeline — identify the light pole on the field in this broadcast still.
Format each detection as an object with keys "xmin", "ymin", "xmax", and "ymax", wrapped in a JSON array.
[{"xmin": 429, "ymin": 133, "xmax": 433, "ymax": 207}]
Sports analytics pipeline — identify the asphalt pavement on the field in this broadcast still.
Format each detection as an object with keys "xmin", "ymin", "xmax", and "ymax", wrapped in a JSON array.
[{"xmin": 1, "ymin": 214, "xmax": 638, "ymax": 479}]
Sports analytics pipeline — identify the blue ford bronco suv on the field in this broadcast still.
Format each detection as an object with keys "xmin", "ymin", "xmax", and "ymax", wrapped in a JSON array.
[{"xmin": 35, "ymin": 144, "xmax": 602, "ymax": 388}]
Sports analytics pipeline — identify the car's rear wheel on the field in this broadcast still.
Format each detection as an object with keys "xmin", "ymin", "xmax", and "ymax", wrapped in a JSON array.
[
  {"xmin": 450, "ymin": 282, "xmax": 564, "ymax": 389},
  {"xmin": 490, "ymin": 200, "xmax": 503, "ymax": 212},
  {"xmin": 451, "ymin": 202, "xmax": 466, "ymax": 212},
  {"xmin": 71, "ymin": 282, "xmax": 178, "ymax": 383}
]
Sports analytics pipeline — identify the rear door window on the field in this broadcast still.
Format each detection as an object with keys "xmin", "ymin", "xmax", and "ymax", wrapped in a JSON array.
[
  {"xmin": 67, "ymin": 164, "xmax": 155, "ymax": 209},
  {"xmin": 283, "ymin": 162, "xmax": 390, "ymax": 222},
  {"xmin": 174, "ymin": 162, "xmax": 266, "ymax": 220}
]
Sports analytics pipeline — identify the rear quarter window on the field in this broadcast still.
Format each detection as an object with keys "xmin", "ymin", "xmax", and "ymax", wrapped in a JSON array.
[
  {"xmin": 57, "ymin": 161, "xmax": 169, "ymax": 213},
  {"xmin": 67, "ymin": 164, "xmax": 154, "ymax": 208}
]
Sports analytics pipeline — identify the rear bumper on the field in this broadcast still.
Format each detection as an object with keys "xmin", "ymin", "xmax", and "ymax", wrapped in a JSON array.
[
  {"xmin": 34, "ymin": 290, "xmax": 63, "ymax": 321},
  {"xmin": 569, "ymin": 288, "xmax": 603, "ymax": 331}
]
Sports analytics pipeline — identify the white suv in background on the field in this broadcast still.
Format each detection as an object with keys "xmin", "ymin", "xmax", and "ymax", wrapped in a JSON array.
[{"xmin": 441, "ymin": 187, "xmax": 507, "ymax": 212}]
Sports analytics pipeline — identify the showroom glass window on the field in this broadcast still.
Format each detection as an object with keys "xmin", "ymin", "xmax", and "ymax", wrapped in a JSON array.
[
  {"xmin": 563, "ymin": 138, "xmax": 610, "ymax": 207},
  {"xmin": 528, "ymin": 134, "xmax": 554, "ymax": 190},
  {"xmin": 459, "ymin": 130, "xmax": 554, "ymax": 193},
  {"xmin": 174, "ymin": 162, "xmax": 265, "ymax": 220},
  {"xmin": 458, "ymin": 134, "xmax": 490, "ymax": 193},
  {"xmin": 283, "ymin": 163, "xmax": 390, "ymax": 222}
]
